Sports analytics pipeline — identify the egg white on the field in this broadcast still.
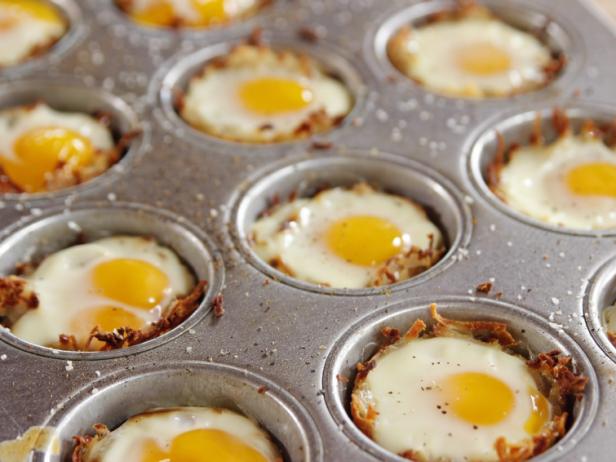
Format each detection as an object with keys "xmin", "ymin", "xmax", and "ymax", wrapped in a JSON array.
[
  {"xmin": 250, "ymin": 187, "xmax": 443, "ymax": 288},
  {"xmin": 10, "ymin": 236, "xmax": 194, "ymax": 347},
  {"xmin": 390, "ymin": 16, "xmax": 552, "ymax": 97},
  {"xmin": 0, "ymin": 103, "xmax": 115, "ymax": 164},
  {"xmin": 0, "ymin": 1, "xmax": 67, "ymax": 67},
  {"xmin": 496, "ymin": 135, "xmax": 616, "ymax": 230},
  {"xmin": 84, "ymin": 407, "xmax": 281, "ymax": 462},
  {"xmin": 603, "ymin": 303, "xmax": 616, "ymax": 335},
  {"xmin": 181, "ymin": 46, "xmax": 353, "ymax": 143},
  {"xmin": 352, "ymin": 336, "xmax": 550, "ymax": 461}
]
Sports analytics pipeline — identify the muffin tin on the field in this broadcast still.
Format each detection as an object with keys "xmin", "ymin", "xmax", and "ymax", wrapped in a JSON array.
[{"xmin": 0, "ymin": 0, "xmax": 615, "ymax": 461}]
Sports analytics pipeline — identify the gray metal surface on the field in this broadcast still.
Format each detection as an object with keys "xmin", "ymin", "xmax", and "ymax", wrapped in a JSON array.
[{"xmin": 0, "ymin": 0, "xmax": 615, "ymax": 461}]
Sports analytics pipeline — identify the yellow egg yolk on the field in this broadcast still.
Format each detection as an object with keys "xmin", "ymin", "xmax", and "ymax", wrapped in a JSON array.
[
  {"xmin": 91, "ymin": 258, "xmax": 170, "ymax": 309},
  {"xmin": 190, "ymin": 0, "xmax": 228, "ymax": 25},
  {"xmin": 131, "ymin": 0, "xmax": 175, "ymax": 26},
  {"xmin": 139, "ymin": 429, "xmax": 269, "ymax": 462},
  {"xmin": 238, "ymin": 77, "xmax": 313, "ymax": 116},
  {"xmin": 457, "ymin": 42, "xmax": 512, "ymax": 76},
  {"xmin": 524, "ymin": 387, "xmax": 550, "ymax": 435},
  {"xmin": 2, "ymin": 126, "xmax": 94, "ymax": 192},
  {"xmin": 131, "ymin": 0, "xmax": 228, "ymax": 27},
  {"xmin": 0, "ymin": 0, "xmax": 64, "ymax": 26},
  {"xmin": 326, "ymin": 215, "xmax": 403, "ymax": 266},
  {"xmin": 442, "ymin": 372, "xmax": 550, "ymax": 433},
  {"xmin": 69, "ymin": 305, "xmax": 145, "ymax": 343},
  {"xmin": 566, "ymin": 162, "xmax": 616, "ymax": 197},
  {"xmin": 442, "ymin": 372, "xmax": 514, "ymax": 426}
]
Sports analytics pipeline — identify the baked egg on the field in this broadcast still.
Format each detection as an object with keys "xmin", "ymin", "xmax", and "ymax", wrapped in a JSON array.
[
  {"xmin": 0, "ymin": 103, "xmax": 127, "ymax": 194},
  {"xmin": 1, "ymin": 236, "xmax": 202, "ymax": 351},
  {"xmin": 250, "ymin": 183, "xmax": 445, "ymax": 288},
  {"xmin": 351, "ymin": 305, "xmax": 588, "ymax": 461},
  {"xmin": 387, "ymin": 3, "xmax": 562, "ymax": 98},
  {"xmin": 488, "ymin": 110, "xmax": 616, "ymax": 230},
  {"xmin": 179, "ymin": 43, "xmax": 353, "ymax": 143},
  {"xmin": 0, "ymin": 0, "xmax": 67, "ymax": 67},
  {"xmin": 72, "ymin": 407, "xmax": 283, "ymax": 462},
  {"xmin": 116, "ymin": 0, "xmax": 270, "ymax": 29}
]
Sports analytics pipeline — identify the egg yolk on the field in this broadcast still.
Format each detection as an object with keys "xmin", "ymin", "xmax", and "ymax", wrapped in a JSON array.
[
  {"xmin": 326, "ymin": 215, "xmax": 403, "ymax": 266},
  {"xmin": 0, "ymin": 0, "xmax": 63, "ymax": 26},
  {"xmin": 457, "ymin": 42, "xmax": 511, "ymax": 76},
  {"xmin": 442, "ymin": 372, "xmax": 514, "ymax": 425},
  {"xmin": 92, "ymin": 258, "xmax": 170, "ymax": 309},
  {"xmin": 70, "ymin": 305, "xmax": 145, "ymax": 339},
  {"xmin": 190, "ymin": 0, "xmax": 228, "ymax": 25},
  {"xmin": 524, "ymin": 387, "xmax": 550, "ymax": 435},
  {"xmin": 131, "ymin": 0, "xmax": 175, "ymax": 26},
  {"xmin": 131, "ymin": 0, "xmax": 228, "ymax": 27},
  {"xmin": 139, "ymin": 429, "xmax": 268, "ymax": 462},
  {"xmin": 1, "ymin": 126, "xmax": 94, "ymax": 192},
  {"xmin": 238, "ymin": 77, "xmax": 313, "ymax": 116},
  {"xmin": 566, "ymin": 162, "xmax": 616, "ymax": 197},
  {"xmin": 442, "ymin": 372, "xmax": 550, "ymax": 433}
]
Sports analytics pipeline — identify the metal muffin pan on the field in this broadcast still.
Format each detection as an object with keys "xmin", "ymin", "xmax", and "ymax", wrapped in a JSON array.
[
  {"xmin": 0, "ymin": 0, "xmax": 615, "ymax": 461},
  {"xmin": 40, "ymin": 361, "xmax": 322, "ymax": 462}
]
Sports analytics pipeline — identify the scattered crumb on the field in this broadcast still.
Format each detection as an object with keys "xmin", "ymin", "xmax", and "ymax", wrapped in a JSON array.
[
  {"xmin": 212, "ymin": 294, "xmax": 224, "ymax": 318},
  {"xmin": 476, "ymin": 282, "xmax": 492, "ymax": 294},
  {"xmin": 311, "ymin": 140, "xmax": 333, "ymax": 150},
  {"xmin": 297, "ymin": 26, "xmax": 319, "ymax": 42}
]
